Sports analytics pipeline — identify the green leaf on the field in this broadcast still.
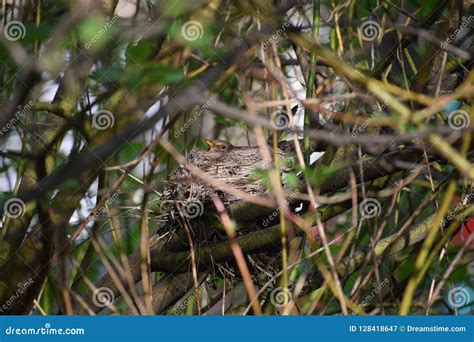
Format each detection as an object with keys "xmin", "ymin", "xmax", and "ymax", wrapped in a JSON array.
[
  {"xmin": 124, "ymin": 67, "xmax": 145, "ymax": 90},
  {"xmin": 148, "ymin": 65, "xmax": 184, "ymax": 85},
  {"xmin": 305, "ymin": 163, "xmax": 349, "ymax": 186},
  {"xmin": 284, "ymin": 172, "xmax": 299, "ymax": 189},
  {"xmin": 22, "ymin": 22, "xmax": 54, "ymax": 44},
  {"xmin": 90, "ymin": 66, "xmax": 123, "ymax": 85},
  {"xmin": 126, "ymin": 41, "xmax": 153, "ymax": 64},
  {"xmin": 78, "ymin": 17, "xmax": 107, "ymax": 42},
  {"xmin": 78, "ymin": 16, "xmax": 117, "ymax": 49}
]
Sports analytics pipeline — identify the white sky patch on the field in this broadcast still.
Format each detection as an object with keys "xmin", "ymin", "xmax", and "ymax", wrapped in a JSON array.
[
  {"xmin": 69, "ymin": 178, "xmax": 99, "ymax": 238},
  {"xmin": 39, "ymin": 81, "xmax": 59, "ymax": 102},
  {"xmin": 145, "ymin": 99, "xmax": 161, "ymax": 118},
  {"xmin": 115, "ymin": 0, "xmax": 137, "ymax": 18}
]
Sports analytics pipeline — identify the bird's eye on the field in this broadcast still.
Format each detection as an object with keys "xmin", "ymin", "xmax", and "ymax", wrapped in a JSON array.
[{"xmin": 219, "ymin": 145, "xmax": 226, "ymax": 150}]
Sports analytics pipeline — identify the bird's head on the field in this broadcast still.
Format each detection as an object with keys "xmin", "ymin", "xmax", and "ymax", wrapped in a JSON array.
[{"xmin": 205, "ymin": 139, "xmax": 234, "ymax": 152}]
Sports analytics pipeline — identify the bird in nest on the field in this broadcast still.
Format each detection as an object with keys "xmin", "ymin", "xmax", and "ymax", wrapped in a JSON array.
[
  {"xmin": 156, "ymin": 139, "xmax": 295, "ymax": 278},
  {"xmin": 160, "ymin": 138, "xmax": 292, "ymax": 221}
]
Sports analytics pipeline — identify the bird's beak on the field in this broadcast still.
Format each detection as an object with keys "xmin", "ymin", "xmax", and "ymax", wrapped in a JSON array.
[{"xmin": 205, "ymin": 139, "xmax": 215, "ymax": 148}]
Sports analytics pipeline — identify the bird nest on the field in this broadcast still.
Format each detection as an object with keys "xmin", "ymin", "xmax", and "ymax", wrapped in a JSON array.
[
  {"xmin": 156, "ymin": 143, "xmax": 291, "ymax": 260},
  {"xmin": 160, "ymin": 144, "xmax": 287, "ymax": 217}
]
